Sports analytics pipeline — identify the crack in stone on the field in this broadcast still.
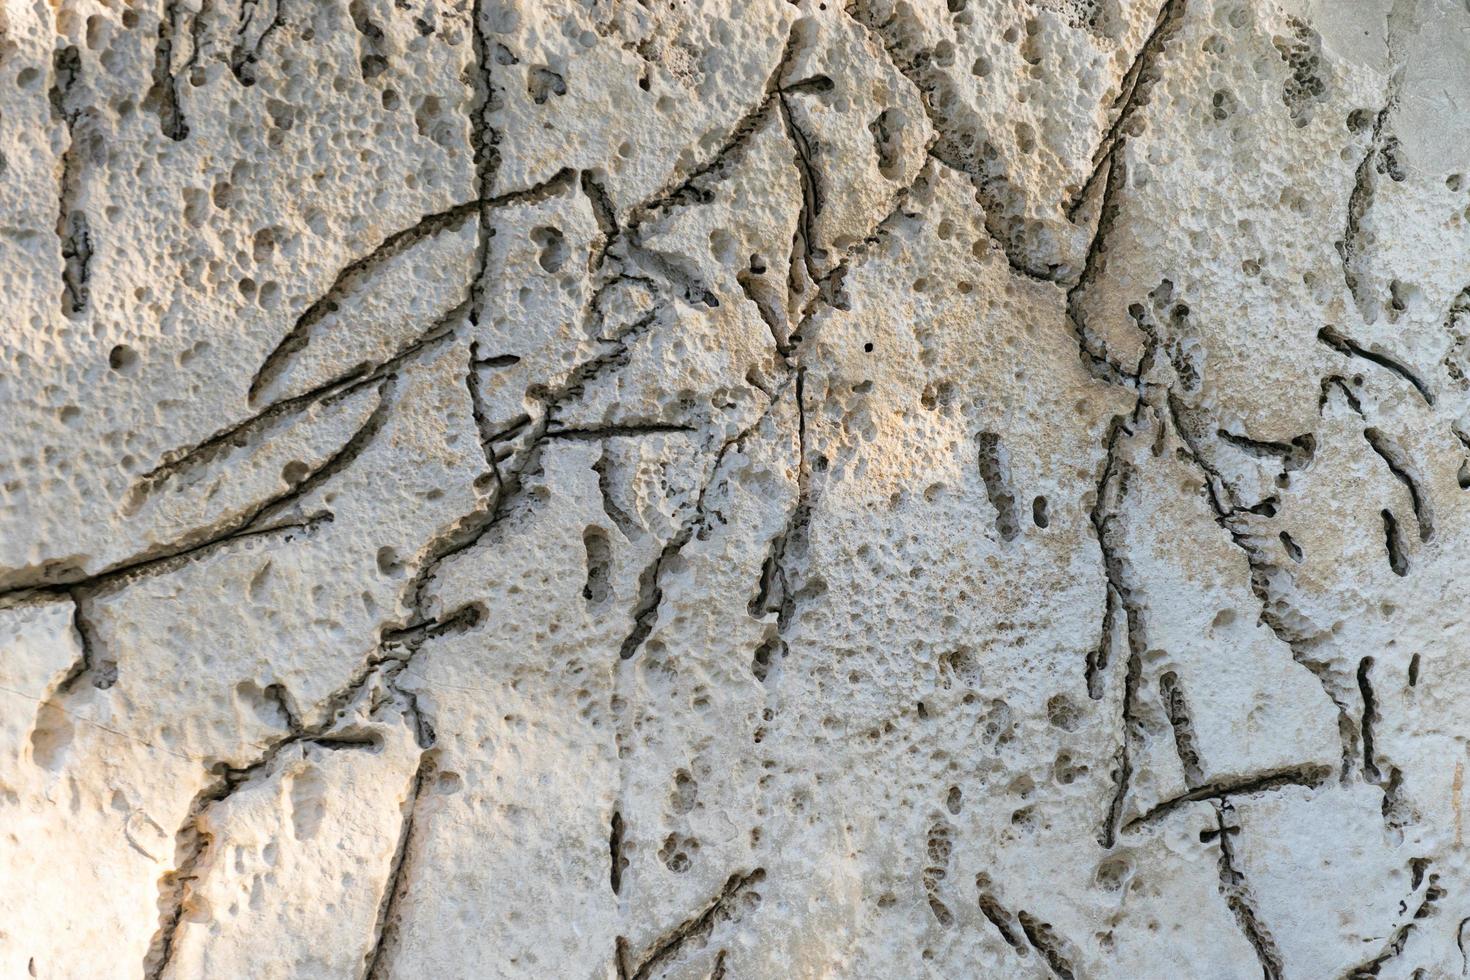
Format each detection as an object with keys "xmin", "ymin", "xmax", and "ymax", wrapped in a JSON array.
[
  {"xmin": 146, "ymin": 0, "xmax": 191, "ymax": 141},
  {"xmin": 230, "ymin": 0, "xmax": 286, "ymax": 85},
  {"xmin": 139, "ymin": 601, "xmax": 481, "ymax": 978},
  {"xmin": 1125, "ymin": 764, "xmax": 1335, "ymax": 831},
  {"xmin": 1212, "ymin": 801, "xmax": 1286, "ymax": 980},
  {"xmin": 4, "ymin": 377, "xmax": 394, "ymax": 598},
  {"xmin": 51, "ymin": 44, "xmax": 91, "ymax": 319},
  {"xmin": 10, "ymin": 3, "xmax": 1468, "ymax": 973},
  {"xmin": 1363, "ymin": 426, "xmax": 1435, "ymax": 543},
  {"xmin": 1318, "ymin": 325, "xmax": 1433, "ymax": 407},
  {"xmin": 616, "ymin": 869, "xmax": 765, "ymax": 980},
  {"xmin": 361, "ymin": 753, "xmax": 434, "ymax": 979},
  {"xmin": 1066, "ymin": 0, "xmax": 1189, "ymax": 218}
]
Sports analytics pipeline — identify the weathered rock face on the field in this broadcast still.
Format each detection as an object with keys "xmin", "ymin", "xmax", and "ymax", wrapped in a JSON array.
[{"xmin": 2, "ymin": 0, "xmax": 1469, "ymax": 976}]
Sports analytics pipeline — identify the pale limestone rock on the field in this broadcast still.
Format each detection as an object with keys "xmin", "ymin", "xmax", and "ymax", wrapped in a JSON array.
[
  {"xmin": 161, "ymin": 680, "xmax": 424, "ymax": 979},
  {"xmin": 3, "ymin": 1, "xmax": 1470, "ymax": 978}
]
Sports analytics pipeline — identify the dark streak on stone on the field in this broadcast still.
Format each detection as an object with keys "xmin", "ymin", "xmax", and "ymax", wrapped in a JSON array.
[{"xmin": 363, "ymin": 753, "xmax": 434, "ymax": 979}]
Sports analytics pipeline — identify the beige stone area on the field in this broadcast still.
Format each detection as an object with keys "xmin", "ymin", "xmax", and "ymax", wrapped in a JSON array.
[{"xmin": 2, "ymin": 0, "xmax": 1470, "ymax": 977}]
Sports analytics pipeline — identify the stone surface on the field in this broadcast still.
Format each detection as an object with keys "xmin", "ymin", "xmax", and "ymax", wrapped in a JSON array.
[{"xmin": 2, "ymin": 0, "xmax": 1469, "ymax": 977}]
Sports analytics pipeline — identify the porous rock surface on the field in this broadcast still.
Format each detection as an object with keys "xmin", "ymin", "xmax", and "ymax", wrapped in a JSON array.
[{"xmin": 2, "ymin": 0, "xmax": 1470, "ymax": 977}]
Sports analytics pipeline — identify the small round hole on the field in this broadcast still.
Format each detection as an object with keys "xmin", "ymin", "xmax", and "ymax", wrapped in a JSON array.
[{"xmin": 108, "ymin": 345, "xmax": 139, "ymax": 374}]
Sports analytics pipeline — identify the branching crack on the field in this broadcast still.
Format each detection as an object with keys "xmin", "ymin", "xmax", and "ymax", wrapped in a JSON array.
[
  {"xmin": 1066, "ymin": 0, "xmax": 1188, "ymax": 218},
  {"xmin": 404, "ymin": 298, "xmax": 661, "ymax": 621},
  {"xmin": 749, "ymin": 370, "xmax": 817, "ymax": 640},
  {"xmin": 1065, "ymin": 145, "xmax": 1144, "ymax": 384},
  {"xmin": 1341, "ymin": 861, "xmax": 1443, "ymax": 978},
  {"xmin": 1086, "ymin": 415, "xmax": 1135, "ymax": 700},
  {"xmin": 1317, "ymin": 325, "xmax": 1433, "ymax": 406},
  {"xmin": 625, "ymin": 25, "xmax": 801, "ymax": 233},
  {"xmin": 133, "ymin": 320, "xmax": 453, "ymax": 507},
  {"xmin": 8, "ymin": 374, "xmax": 393, "ymax": 601},
  {"xmin": 1336, "ymin": 94, "xmax": 1401, "ymax": 322},
  {"xmin": 1164, "ymin": 388, "xmax": 1360, "ymax": 790},
  {"xmin": 1212, "ymin": 802, "xmax": 1285, "ymax": 980},
  {"xmin": 248, "ymin": 205, "xmax": 480, "ymax": 403},
  {"xmin": 617, "ymin": 869, "xmax": 765, "ymax": 980},
  {"xmin": 3, "ymin": 511, "xmax": 335, "ymax": 608},
  {"xmin": 143, "ymin": 781, "xmax": 225, "ymax": 978},
  {"xmin": 1086, "ymin": 403, "xmax": 1155, "ymax": 850},
  {"xmin": 141, "ymin": 598, "xmax": 479, "ymax": 979},
  {"xmin": 777, "ymin": 94, "xmax": 826, "ymax": 287},
  {"xmin": 1125, "ymin": 764, "xmax": 1333, "ymax": 831},
  {"xmin": 230, "ymin": 0, "xmax": 286, "ymax": 86},
  {"xmin": 845, "ymin": 3, "xmax": 1051, "ymax": 279}
]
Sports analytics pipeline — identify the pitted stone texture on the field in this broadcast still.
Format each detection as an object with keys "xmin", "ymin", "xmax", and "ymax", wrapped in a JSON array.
[{"xmin": 3, "ymin": 1, "xmax": 1470, "ymax": 978}]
